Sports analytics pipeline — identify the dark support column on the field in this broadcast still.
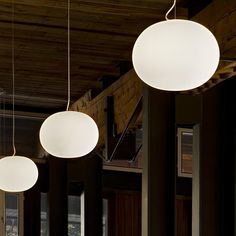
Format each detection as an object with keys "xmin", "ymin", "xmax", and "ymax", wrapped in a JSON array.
[
  {"xmin": 48, "ymin": 157, "xmax": 68, "ymax": 236},
  {"xmin": 220, "ymin": 81, "xmax": 235, "ymax": 236},
  {"xmin": 142, "ymin": 85, "xmax": 176, "ymax": 236},
  {"xmin": 24, "ymin": 185, "xmax": 40, "ymax": 236},
  {"xmin": 200, "ymin": 87, "xmax": 221, "ymax": 236},
  {"xmin": 84, "ymin": 156, "xmax": 103, "ymax": 236},
  {"xmin": 68, "ymin": 155, "xmax": 103, "ymax": 236},
  {"xmin": 200, "ymin": 80, "xmax": 235, "ymax": 236}
]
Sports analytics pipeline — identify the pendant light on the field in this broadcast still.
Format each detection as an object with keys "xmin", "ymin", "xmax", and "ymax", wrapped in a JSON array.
[
  {"xmin": 0, "ymin": 1, "xmax": 38, "ymax": 192},
  {"xmin": 39, "ymin": 0, "xmax": 99, "ymax": 158},
  {"xmin": 132, "ymin": 0, "xmax": 220, "ymax": 91}
]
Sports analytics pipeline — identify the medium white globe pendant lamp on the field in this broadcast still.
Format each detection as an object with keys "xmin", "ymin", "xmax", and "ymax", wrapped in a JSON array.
[
  {"xmin": 40, "ymin": 111, "xmax": 99, "ymax": 158},
  {"xmin": 132, "ymin": 0, "xmax": 220, "ymax": 91},
  {"xmin": 39, "ymin": 0, "xmax": 99, "ymax": 158},
  {"xmin": 0, "ymin": 1, "xmax": 38, "ymax": 192}
]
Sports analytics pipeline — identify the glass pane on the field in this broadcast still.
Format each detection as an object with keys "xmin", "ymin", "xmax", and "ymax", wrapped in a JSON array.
[
  {"xmin": 68, "ymin": 195, "xmax": 81, "ymax": 236},
  {"xmin": 41, "ymin": 193, "xmax": 48, "ymax": 236},
  {"xmin": 5, "ymin": 194, "xmax": 18, "ymax": 236},
  {"xmin": 181, "ymin": 131, "xmax": 193, "ymax": 174}
]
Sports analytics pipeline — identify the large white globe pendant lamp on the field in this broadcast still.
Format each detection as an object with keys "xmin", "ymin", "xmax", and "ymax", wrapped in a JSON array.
[
  {"xmin": 0, "ymin": 156, "xmax": 38, "ymax": 192},
  {"xmin": 39, "ymin": 0, "xmax": 99, "ymax": 158},
  {"xmin": 132, "ymin": 0, "xmax": 220, "ymax": 91},
  {"xmin": 0, "ymin": 1, "xmax": 38, "ymax": 192}
]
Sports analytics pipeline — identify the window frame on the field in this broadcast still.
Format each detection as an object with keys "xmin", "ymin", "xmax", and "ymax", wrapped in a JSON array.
[
  {"xmin": 0, "ymin": 190, "xmax": 24, "ymax": 236},
  {"xmin": 177, "ymin": 127, "xmax": 193, "ymax": 178}
]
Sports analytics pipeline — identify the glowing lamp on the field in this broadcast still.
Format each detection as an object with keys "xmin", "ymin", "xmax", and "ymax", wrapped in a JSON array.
[
  {"xmin": 39, "ymin": 111, "xmax": 99, "ymax": 158},
  {"xmin": 0, "ymin": 156, "xmax": 38, "ymax": 192},
  {"xmin": 132, "ymin": 19, "xmax": 220, "ymax": 91}
]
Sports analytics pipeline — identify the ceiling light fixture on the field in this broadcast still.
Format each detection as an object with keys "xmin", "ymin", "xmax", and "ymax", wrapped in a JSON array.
[
  {"xmin": 0, "ymin": 0, "xmax": 38, "ymax": 192},
  {"xmin": 132, "ymin": 0, "xmax": 220, "ymax": 91},
  {"xmin": 39, "ymin": 0, "xmax": 99, "ymax": 158}
]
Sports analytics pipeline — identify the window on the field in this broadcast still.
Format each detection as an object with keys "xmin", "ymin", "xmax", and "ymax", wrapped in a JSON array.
[
  {"xmin": 68, "ymin": 194, "xmax": 83, "ymax": 236},
  {"xmin": 67, "ymin": 193, "xmax": 107, "ymax": 236},
  {"xmin": 40, "ymin": 193, "xmax": 48, "ymax": 236},
  {"xmin": 0, "ymin": 191, "xmax": 24, "ymax": 236},
  {"xmin": 177, "ymin": 128, "xmax": 193, "ymax": 177}
]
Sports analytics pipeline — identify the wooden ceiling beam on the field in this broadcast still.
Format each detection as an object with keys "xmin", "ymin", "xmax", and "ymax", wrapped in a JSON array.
[
  {"xmin": 0, "ymin": 0, "xmax": 187, "ymax": 39},
  {"xmin": 178, "ymin": 0, "xmax": 236, "ymax": 94},
  {"xmin": 0, "ymin": 21, "xmax": 130, "ymax": 42},
  {"xmin": 181, "ymin": 61, "xmax": 236, "ymax": 95},
  {"xmin": 0, "ymin": 0, "xmax": 187, "ymax": 17},
  {"xmin": 71, "ymin": 69, "xmax": 142, "ymax": 146},
  {"xmin": 192, "ymin": 0, "xmax": 236, "ymax": 57}
]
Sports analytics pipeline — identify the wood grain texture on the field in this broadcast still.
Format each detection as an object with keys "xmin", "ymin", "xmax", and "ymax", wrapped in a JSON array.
[
  {"xmin": 0, "ymin": 0, "xmax": 187, "ymax": 110},
  {"xmin": 0, "ymin": 0, "xmax": 235, "ymax": 112},
  {"xmin": 71, "ymin": 69, "xmax": 142, "ymax": 146},
  {"xmin": 192, "ymin": 0, "xmax": 236, "ymax": 58}
]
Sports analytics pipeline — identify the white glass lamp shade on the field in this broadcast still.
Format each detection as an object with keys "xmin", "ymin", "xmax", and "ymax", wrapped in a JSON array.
[
  {"xmin": 39, "ymin": 111, "xmax": 99, "ymax": 158},
  {"xmin": 0, "ymin": 156, "xmax": 38, "ymax": 192},
  {"xmin": 132, "ymin": 19, "xmax": 220, "ymax": 91}
]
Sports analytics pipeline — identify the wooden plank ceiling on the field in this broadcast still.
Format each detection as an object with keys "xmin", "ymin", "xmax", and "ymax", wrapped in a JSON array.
[
  {"xmin": 0, "ymin": 0, "xmax": 191, "ymax": 112},
  {"xmin": 0, "ymin": 0, "xmax": 234, "ymax": 113}
]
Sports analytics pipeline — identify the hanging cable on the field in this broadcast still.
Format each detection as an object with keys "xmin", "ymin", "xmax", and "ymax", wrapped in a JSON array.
[
  {"xmin": 12, "ymin": 0, "xmax": 16, "ymax": 156},
  {"xmin": 66, "ymin": 0, "xmax": 71, "ymax": 111},
  {"xmin": 174, "ymin": 0, "xmax": 177, "ymax": 19},
  {"xmin": 165, "ymin": 0, "xmax": 176, "ymax": 20}
]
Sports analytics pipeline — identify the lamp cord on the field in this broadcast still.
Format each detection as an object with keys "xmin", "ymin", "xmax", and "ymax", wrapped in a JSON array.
[
  {"xmin": 66, "ymin": 0, "xmax": 71, "ymax": 111},
  {"xmin": 12, "ymin": 0, "xmax": 16, "ymax": 156},
  {"xmin": 165, "ymin": 0, "xmax": 176, "ymax": 20}
]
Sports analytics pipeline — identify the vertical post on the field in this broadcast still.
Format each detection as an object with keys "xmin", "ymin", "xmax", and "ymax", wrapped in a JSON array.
[
  {"xmin": 24, "ymin": 186, "xmax": 40, "ymax": 236},
  {"xmin": 67, "ymin": 155, "xmax": 103, "ymax": 236},
  {"xmin": 84, "ymin": 156, "xmax": 103, "ymax": 236},
  {"xmin": 48, "ymin": 157, "xmax": 68, "ymax": 236},
  {"xmin": 199, "ymin": 81, "xmax": 235, "ymax": 235},
  {"xmin": 104, "ymin": 96, "xmax": 115, "ymax": 161},
  {"xmin": 142, "ymin": 85, "xmax": 175, "ymax": 236},
  {"xmin": 192, "ymin": 124, "xmax": 200, "ymax": 236},
  {"xmin": 200, "ymin": 88, "xmax": 221, "ymax": 236}
]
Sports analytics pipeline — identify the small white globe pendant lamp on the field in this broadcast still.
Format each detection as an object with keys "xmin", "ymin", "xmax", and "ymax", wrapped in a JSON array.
[
  {"xmin": 39, "ymin": 0, "xmax": 99, "ymax": 158},
  {"xmin": 0, "ymin": 156, "xmax": 38, "ymax": 192},
  {"xmin": 132, "ymin": 0, "xmax": 220, "ymax": 91},
  {"xmin": 0, "ymin": 2, "xmax": 38, "ymax": 192}
]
